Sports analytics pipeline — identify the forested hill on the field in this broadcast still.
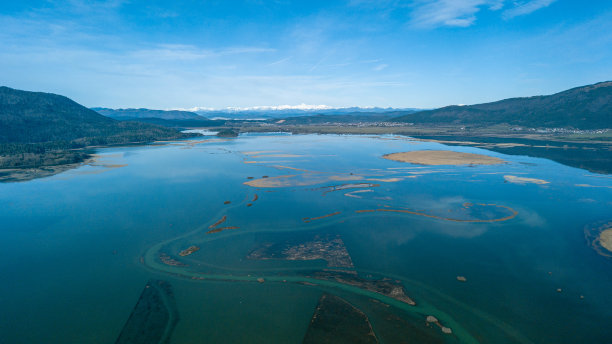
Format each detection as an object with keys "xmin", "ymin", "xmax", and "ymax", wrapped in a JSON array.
[
  {"xmin": 93, "ymin": 107, "xmax": 207, "ymax": 120},
  {"xmin": 393, "ymin": 81, "xmax": 612, "ymax": 129},
  {"xmin": 0, "ymin": 86, "xmax": 191, "ymax": 145},
  {"xmin": 0, "ymin": 86, "xmax": 195, "ymax": 173}
]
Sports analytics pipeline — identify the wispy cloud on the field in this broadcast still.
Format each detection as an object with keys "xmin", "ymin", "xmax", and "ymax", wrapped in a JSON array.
[
  {"xmin": 503, "ymin": 0, "xmax": 556, "ymax": 19},
  {"xmin": 373, "ymin": 63, "xmax": 389, "ymax": 71},
  {"xmin": 408, "ymin": 0, "xmax": 556, "ymax": 28},
  {"xmin": 267, "ymin": 56, "xmax": 292, "ymax": 66},
  {"xmin": 127, "ymin": 44, "xmax": 275, "ymax": 61},
  {"xmin": 408, "ymin": 0, "xmax": 498, "ymax": 28}
]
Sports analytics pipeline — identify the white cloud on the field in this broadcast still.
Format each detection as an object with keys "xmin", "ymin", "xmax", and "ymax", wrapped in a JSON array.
[
  {"xmin": 373, "ymin": 63, "xmax": 389, "ymax": 71},
  {"xmin": 503, "ymin": 0, "xmax": 556, "ymax": 19},
  {"xmin": 408, "ymin": 0, "xmax": 556, "ymax": 28},
  {"xmin": 410, "ymin": 0, "xmax": 500, "ymax": 28},
  {"xmin": 130, "ymin": 44, "xmax": 275, "ymax": 61}
]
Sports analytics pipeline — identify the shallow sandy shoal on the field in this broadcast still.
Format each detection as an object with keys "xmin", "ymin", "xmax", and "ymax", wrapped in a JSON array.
[
  {"xmin": 600, "ymin": 229, "xmax": 612, "ymax": 253},
  {"xmin": 504, "ymin": 175, "xmax": 549, "ymax": 185},
  {"xmin": 250, "ymin": 154, "xmax": 304, "ymax": 158},
  {"xmin": 383, "ymin": 150, "xmax": 505, "ymax": 166}
]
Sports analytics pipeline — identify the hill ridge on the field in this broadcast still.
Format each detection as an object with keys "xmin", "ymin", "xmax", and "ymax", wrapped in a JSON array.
[{"xmin": 393, "ymin": 81, "xmax": 612, "ymax": 129}]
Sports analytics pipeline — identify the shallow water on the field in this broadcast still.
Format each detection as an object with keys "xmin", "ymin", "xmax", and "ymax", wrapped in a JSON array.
[{"xmin": 1, "ymin": 133, "xmax": 611, "ymax": 343}]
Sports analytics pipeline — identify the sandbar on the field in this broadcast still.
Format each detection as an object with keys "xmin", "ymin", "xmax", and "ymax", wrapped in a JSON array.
[
  {"xmin": 244, "ymin": 174, "xmax": 299, "ymax": 187},
  {"xmin": 575, "ymin": 183, "xmax": 612, "ymax": 189},
  {"xmin": 383, "ymin": 150, "xmax": 505, "ymax": 166},
  {"xmin": 365, "ymin": 177, "xmax": 403, "ymax": 182},
  {"xmin": 322, "ymin": 183, "xmax": 379, "ymax": 194},
  {"xmin": 600, "ymin": 229, "xmax": 612, "ymax": 253},
  {"xmin": 344, "ymin": 189, "xmax": 374, "ymax": 198},
  {"xmin": 504, "ymin": 175, "xmax": 549, "ymax": 185},
  {"xmin": 272, "ymin": 165, "xmax": 313, "ymax": 172},
  {"xmin": 250, "ymin": 154, "xmax": 304, "ymax": 158},
  {"xmin": 241, "ymin": 150, "xmax": 281, "ymax": 155},
  {"xmin": 584, "ymin": 221, "xmax": 612, "ymax": 258}
]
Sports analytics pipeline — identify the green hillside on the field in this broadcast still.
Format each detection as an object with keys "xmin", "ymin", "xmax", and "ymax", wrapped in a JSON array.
[
  {"xmin": 0, "ymin": 86, "xmax": 195, "ymax": 171},
  {"xmin": 393, "ymin": 81, "xmax": 612, "ymax": 129}
]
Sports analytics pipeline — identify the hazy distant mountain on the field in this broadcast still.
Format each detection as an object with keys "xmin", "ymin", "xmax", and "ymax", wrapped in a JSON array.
[
  {"xmin": 194, "ymin": 107, "xmax": 420, "ymax": 120},
  {"xmin": 269, "ymin": 112, "xmax": 408, "ymax": 125},
  {"xmin": 93, "ymin": 107, "xmax": 208, "ymax": 121},
  {"xmin": 393, "ymin": 81, "xmax": 612, "ymax": 129}
]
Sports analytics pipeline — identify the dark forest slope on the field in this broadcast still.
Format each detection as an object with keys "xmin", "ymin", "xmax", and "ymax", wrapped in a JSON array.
[
  {"xmin": 394, "ymin": 81, "xmax": 612, "ymax": 129},
  {"xmin": 0, "ymin": 87, "xmax": 194, "ymax": 172}
]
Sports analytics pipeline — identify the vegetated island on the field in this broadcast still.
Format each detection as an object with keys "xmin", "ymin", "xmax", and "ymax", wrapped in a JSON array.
[
  {"xmin": 303, "ymin": 293, "xmax": 379, "ymax": 344},
  {"xmin": 208, "ymin": 215, "xmax": 227, "ymax": 229},
  {"xmin": 303, "ymin": 211, "xmax": 342, "ymax": 223},
  {"xmin": 159, "ymin": 253, "xmax": 186, "ymax": 267},
  {"xmin": 0, "ymin": 86, "xmax": 198, "ymax": 182},
  {"xmin": 309, "ymin": 271, "xmax": 416, "ymax": 306},
  {"xmin": 216, "ymin": 128, "xmax": 239, "ymax": 137},
  {"xmin": 382, "ymin": 150, "xmax": 505, "ymax": 166},
  {"xmin": 206, "ymin": 226, "xmax": 240, "ymax": 234},
  {"xmin": 247, "ymin": 234, "xmax": 355, "ymax": 269},
  {"xmin": 178, "ymin": 246, "xmax": 200, "ymax": 257},
  {"xmin": 115, "ymin": 280, "xmax": 179, "ymax": 344}
]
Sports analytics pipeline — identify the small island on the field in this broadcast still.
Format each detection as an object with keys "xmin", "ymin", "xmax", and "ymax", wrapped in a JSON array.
[
  {"xmin": 310, "ymin": 271, "xmax": 416, "ymax": 306},
  {"xmin": 209, "ymin": 215, "xmax": 227, "ymax": 229},
  {"xmin": 303, "ymin": 211, "xmax": 341, "ymax": 223},
  {"xmin": 178, "ymin": 246, "xmax": 200, "ymax": 257},
  {"xmin": 216, "ymin": 129, "xmax": 239, "ymax": 137},
  {"xmin": 206, "ymin": 226, "xmax": 240, "ymax": 234},
  {"xmin": 248, "ymin": 234, "xmax": 354, "ymax": 268}
]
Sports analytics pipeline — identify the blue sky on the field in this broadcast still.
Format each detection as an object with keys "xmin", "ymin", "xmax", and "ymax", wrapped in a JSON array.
[{"xmin": 1, "ymin": 0, "xmax": 611, "ymax": 109}]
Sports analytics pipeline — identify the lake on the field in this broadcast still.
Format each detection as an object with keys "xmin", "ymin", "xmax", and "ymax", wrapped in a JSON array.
[{"xmin": 1, "ymin": 133, "xmax": 611, "ymax": 343}]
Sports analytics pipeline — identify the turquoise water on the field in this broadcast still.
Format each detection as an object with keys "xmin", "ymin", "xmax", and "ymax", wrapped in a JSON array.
[{"xmin": 1, "ymin": 133, "xmax": 611, "ymax": 343}]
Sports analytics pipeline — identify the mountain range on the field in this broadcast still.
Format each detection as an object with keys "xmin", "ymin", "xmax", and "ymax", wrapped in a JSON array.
[
  {"xmin": 92, "ymin": 107, "xmax": 208, "ymax": 121},
  {"xmin": 191, "ymin": 106, "xmax": 419, "ymax": 120}
]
